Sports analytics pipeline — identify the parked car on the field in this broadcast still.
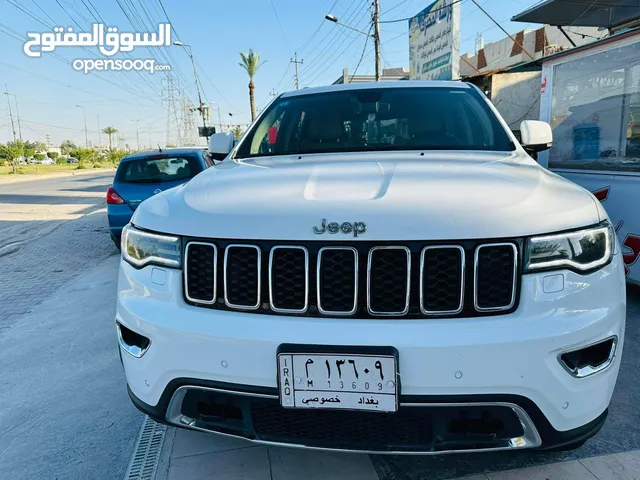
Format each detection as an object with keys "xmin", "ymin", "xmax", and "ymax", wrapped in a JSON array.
[
  {"xmin": 66, "ymin": 157, "xmax": 79, "ymax": 163},
  {"xmin": 117, "ymin": 82, "xmax": 625, "ymax": 455},
  {"xmin": 41, "ymin": 157, "xmax": 55, "ymax": 165},
  {"xmin": 107, "ymin": 148, "xmax": 213, "ymax": 248}
]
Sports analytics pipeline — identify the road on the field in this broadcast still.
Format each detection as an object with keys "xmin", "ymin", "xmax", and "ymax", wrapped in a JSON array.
[
  {"xmin": 0, "ymin": 173, "xmax": 141, "ymax": 480},
  {"xmin": 0, "ymin": 171, "xmax": 115, "ymax": 251}
]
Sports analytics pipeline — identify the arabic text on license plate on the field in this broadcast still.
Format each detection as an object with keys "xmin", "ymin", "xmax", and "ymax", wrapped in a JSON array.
[{"xmin": 278, "ymin": 353, "xmax": 397, "ymax": 412}]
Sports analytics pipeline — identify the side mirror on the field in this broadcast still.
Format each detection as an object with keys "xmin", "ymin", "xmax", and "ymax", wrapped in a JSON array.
[
  {"xmin": 208, "ymin": 132, "xmax": 234, "ymax": 157},
  {"xmin": 520, "ymin": 120, "xmax": 552, "ymax": 153}
]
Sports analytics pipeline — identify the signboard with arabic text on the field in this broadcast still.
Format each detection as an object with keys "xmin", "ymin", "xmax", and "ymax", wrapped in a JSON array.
[{"xmin": 409, "ymin": 0, "xmax": 460, "ymax": 81}]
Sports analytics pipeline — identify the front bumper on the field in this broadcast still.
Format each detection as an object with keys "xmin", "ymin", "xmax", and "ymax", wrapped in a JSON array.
[{"xmin": 116, "ymin": 252, "xmax": 626, "ymax": 452}]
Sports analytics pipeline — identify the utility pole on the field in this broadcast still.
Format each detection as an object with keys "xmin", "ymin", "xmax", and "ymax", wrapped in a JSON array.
[
  {"xmin": 173, "ymin": 42, "xmax": 208, "ymax": 138},
  {"xmin": 373, "ymin": 0, "xmax": 382, "ymax": 82},
  {"xmin": 290, "ymin": 53, "xmax": 303, "ymax": 90},
  {"xmin": 4, "ymin": 85, "xmax": 17, "ymax": 141},
  {"xmin": 210, "ymin": 103, "xmax": 223, "ymax": 132},
  {"xmin": 132, "ymin": 119, "xmax": 140, "ymax": 151},
  {"xmin": 76, "ymin": 105, "xmax": 88, "ymax": 148},
  {"xmin": 97, "ymin": 112, "xmax": 102, "ymax": 149}
]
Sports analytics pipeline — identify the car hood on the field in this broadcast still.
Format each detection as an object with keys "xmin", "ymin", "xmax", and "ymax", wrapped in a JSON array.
[{"xmin": 132, "ymin": 151, "xmax": 601, "ymax": 241}]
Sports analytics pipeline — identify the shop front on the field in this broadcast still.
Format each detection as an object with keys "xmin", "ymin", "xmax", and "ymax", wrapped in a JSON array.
[{"xmin": 537, "ymin": 29, "xmax": 640, "ymax": 284}]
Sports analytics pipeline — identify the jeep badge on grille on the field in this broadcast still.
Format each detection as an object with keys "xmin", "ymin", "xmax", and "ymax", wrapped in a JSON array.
[{"xmin": 313, "ymin": 219, "xmax": 366, "ymax": 237}]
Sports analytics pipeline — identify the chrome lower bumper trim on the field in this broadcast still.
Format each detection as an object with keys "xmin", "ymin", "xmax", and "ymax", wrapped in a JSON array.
[{"xmin": 165, "ymin": 385, "xmax": 542, "ymax": 455}]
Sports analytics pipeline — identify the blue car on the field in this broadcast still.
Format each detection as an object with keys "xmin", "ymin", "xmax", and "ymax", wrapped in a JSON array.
[{"xmin": 107, "ymin": 148, "xmax": 214, "ymax": 247}]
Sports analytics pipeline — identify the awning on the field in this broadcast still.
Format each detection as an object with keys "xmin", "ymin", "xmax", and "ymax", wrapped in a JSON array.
[{"xmin": 511, "ymin": 0, "xmax": 640, "ymax": 29}]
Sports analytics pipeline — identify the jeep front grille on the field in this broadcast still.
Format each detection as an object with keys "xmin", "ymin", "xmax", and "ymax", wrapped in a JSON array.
[{"xmin": 183, "ymin": 240, "xmax": 520, "ymax": 318}]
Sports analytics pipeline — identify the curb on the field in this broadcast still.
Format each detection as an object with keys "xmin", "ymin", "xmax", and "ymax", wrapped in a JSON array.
[{"xmin": 0, "ymin": 168, "xmax": 115, "ymax": 185}]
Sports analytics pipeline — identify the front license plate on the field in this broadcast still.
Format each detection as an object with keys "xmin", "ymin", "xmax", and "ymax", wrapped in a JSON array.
[{"xmin": 277, "ymin": 353, "xmax": 397, "ymax": 412}]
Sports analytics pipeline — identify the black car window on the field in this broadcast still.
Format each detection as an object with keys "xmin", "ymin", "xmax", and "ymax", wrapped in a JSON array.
[
  {"xmin": 116, "ymin": 156, "xmax": 200, "ymax": 183},
  {"xmin": 235, "ymin": 87, "xmax": 514, "ymax": 159}
]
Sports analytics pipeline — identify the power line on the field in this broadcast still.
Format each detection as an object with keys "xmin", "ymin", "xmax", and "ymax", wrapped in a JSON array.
[
  {"xmin": 381, "ymin": 0, "xmax": 414, "ymax": 17},
  {"xmin": 469, "ymin": 0, "xmax": 534, "ymax": 60},
  {"xmin": 301, "ymin": 0, "xmax": 371, "ymax": 82},
  {"xmin": 380, "ymin": 0, "xmax": 465, "ymax": 23},
  {"xmin": 269, "ymin": 0, "xmax": 292, "ymax": 53},
  {"xmin": 297, "ymin": 0, "xmax": 340, "ymax": 53},
  {"xmin": 298, "ymin": 0, "xmax": 368, "ymax": 72},
  {"xmin": 349, "ymin": 26, "xmax": 373, "ymax": 81}
]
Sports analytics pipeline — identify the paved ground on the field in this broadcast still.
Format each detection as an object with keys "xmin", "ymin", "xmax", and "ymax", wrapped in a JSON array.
[
  {"xmin": 0, "ymin": 171, "xmax": 114, "ymax": 252},
  {"xmin": 0, "ymin": 174, "xmax": 140, "ymax": 479}
]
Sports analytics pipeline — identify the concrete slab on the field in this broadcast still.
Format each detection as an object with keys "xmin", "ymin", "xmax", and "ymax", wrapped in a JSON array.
[
  {"xmin": 268, "ymin": 447, "xmax": 379, "ymax": 480},
  {"xmin": 579, "ymin": 450, "xmax": 640, "ymax": 479},
  {"xmin": 485, "ymin": 460, "xmax": 597, "ymax": 479},
  {"xmin": 167, "ymin": 446, "xmax": 270, "ymax": 480},
  {"xmin": 171, "ymin": 429, "xmax": 254, "ymax": 458}
]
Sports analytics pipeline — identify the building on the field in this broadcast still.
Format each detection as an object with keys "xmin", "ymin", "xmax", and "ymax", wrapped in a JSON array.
[
  {"xmin": 512, "ymin": 0, "xmax": 640, "ymax": 285},
  {"xmin": 459, "ymin": 25, "xmax": 601, "ymax": 78},
  {"xmin": 458, "ymin": 26, "xmax": 601, "ymax": 131},
  {"xmin": 332, "ymin": 67, "xmax": 409, "ymax": 84}
]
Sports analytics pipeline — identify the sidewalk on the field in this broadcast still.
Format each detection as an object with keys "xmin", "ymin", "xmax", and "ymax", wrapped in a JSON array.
[
  {"xmin": 0, "ymin": 167, "xmax": 115, "ymax": 185},
  {"xmin": 155, "ymin": 427, "xmax": 640, "ymax": 479}
]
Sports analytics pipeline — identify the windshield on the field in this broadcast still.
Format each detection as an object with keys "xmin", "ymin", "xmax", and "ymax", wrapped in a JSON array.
[
  {"xmin": 116, "ymin": 156, "xmax": 200, "ymax": 184},
  {"xmin": 235, "ymin": 87, "xmax": 514, "ymax": 159}
]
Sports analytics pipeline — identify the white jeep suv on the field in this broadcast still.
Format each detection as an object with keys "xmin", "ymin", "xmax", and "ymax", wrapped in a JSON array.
[{"xmin": 117, "ymin": 81, "xmax": 626, "ymax": 454}]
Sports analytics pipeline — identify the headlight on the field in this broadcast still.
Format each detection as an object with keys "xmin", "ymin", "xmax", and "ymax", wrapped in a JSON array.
[
  {"xmin": 524, "ymin": 222, "xmax": 613, "ymax": 273},
  {"xmin": 121, "ymin": 224, "xmax": 181, "ymax": 268}
]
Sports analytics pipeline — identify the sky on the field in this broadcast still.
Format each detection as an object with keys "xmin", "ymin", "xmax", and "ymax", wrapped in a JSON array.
[{"xmin": 0, "ymin": 0, "xmax": 543, "ymax": 148}]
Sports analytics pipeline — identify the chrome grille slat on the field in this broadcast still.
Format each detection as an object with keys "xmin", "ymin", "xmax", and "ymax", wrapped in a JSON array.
[
  {"xmin": 224, "ymin": 244, "xmax": 261, "ymax": 310},
  {"xmin": 420, "ymin": 245, "xmax": 465, "ymax": 315},
  {"xmin": 317, "ymin": 247, "xmax": 358, "ymax": 316},
  {"xmin": 269, "ymin": 246, "xmax": 309, "ymax": 314},
  {"xmin": 184, "ymin": 242, "xmax": 217, "ymax": 304},
  {"xmin": 367, "ymin": 246, "xmax": 411, "ymax": 316}
]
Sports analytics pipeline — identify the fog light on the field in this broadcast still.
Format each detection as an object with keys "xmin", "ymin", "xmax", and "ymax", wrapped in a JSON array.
[
  {"xmin": 559, "ymin": 337, "xmax": 617, "ymax": 378},
  {"xmin": 117, "ymin": 322, "xmax": 151, "ymax": 358}
]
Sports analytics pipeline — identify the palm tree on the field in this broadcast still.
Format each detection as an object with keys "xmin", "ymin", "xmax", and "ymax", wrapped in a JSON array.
[
  {"xmin": 102, "ymin": 126, "xmax": 118, "ymax": 151},
  {"xmin": 238, "ymin": 49, "xmax": 265, "ymax": 121}
]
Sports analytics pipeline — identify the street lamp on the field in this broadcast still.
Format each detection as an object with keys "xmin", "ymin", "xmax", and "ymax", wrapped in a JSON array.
[
  {"xmin": 76, "ymin": 104, "xmax": 88, "ymax": 148},
  {"xmin": 324, "ymin": 3, "xmax": 382, "ymax": 82},
  {"xmin": 173, "ymin": 41, "xmax": 208, "ymax": 138},
  {"xmin": 324, "ymin": 14, "xmax": 373, "ymax": 37}
]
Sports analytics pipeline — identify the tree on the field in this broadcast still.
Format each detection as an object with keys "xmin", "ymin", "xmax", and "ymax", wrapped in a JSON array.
[
  {"xmin": 49, "ymin": 151, "xmax": 59, "ymax": 159},
  {"xmin": 34, "ymin": 141, "xmax": 47, "ymax": 153},
  {"xmin": 108, "ymin": 150, "xmax": 126, "ymax": 164},
  {"xmin": 69, "ymin": 148, "xmax": 96, "ymax": 163},
  {"xmin": 0, "ymin": 139, "xmax": 25, "ymax": 173},
  {"xmin": 34, "ymin": 153, "xmax": 46, "ymax": 161},
  {"xmin": 25, "ymin": 148, "xmax": 35, "ymax": 159},
  {"xmin": 233, "ymin": 125, "xmax": 243, "ymax": 140},
  {"xmin": 60, "ymin": 140, "xmax": 77, "ymax": 155},
  {"xmin": 238, "ymin": 49, "xmax": 265, "ymax": 121},
  {"xmin": 102, "ymin": 126, "xmax": 118, "ymax": 151}
]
